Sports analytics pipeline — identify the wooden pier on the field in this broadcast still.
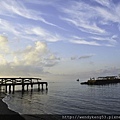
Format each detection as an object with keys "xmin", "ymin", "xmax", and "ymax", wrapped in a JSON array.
[{"xmin": 0, "ymin": 78, "xmax": 48, "ymax": 93}]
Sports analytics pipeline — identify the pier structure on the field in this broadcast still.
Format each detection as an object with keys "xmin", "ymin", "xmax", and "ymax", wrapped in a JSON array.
[
  {"xmin": 0, "ymin": 78, "xmax": 48, "ymax": 93},
  {"xmin": 81, "ymin": 75, "xmax": 120, "ymax": 85}
]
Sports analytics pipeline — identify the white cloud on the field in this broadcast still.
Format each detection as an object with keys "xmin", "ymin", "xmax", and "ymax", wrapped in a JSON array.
[
  {"xmin": 0, "ymin": 55, "xmax": 7, "ymax": 65},
  {"xmin": 0, "ymin": 0, "xmax": 59, "ymax": 27},
  {"xmin": 70, "ymin": 39, "xmax": 100, "ymax": 46},
  {"xmin": 70, "ymin": 36, "xmax": 100, "ymax": 46},
  {"xmin": 60, "ymin": 0, "xmax": 120, "ymax": 35},
  {"xmin": 0, "ymin": 36, "xmax": 60, "ymax": 76},
  {"xmin": 0, "ymin": 35, "xmax": 9, "ymax": 53},
  {"xmin": 94, "ymin": 0, "xmax": 112, "ymax": 8},
  {"xmin": 0, "ymin": 18, "xmax": 62, "ymax": 42},
  {"xmin": 12, "ymin": 41, "xmax": 53, "ymax": 67},
  {"xmin": 95, "ymin": 7, "xmax": 119, "ymax": 23},
  {"xmin": 60, "ymin": 1, "xmax": 107, "ymax": 35},
  {"xmin": 22, "ymin": 41, "xmax": 48, "ymax": 66},
  {"xmin": 26, "ymin": 0, "xmax": 59, "ymax": 5},
  {"xmin": 0, "ymin": 19, "xmax": 21, "ymax": 35},
  {"xmin": 90, "ymin": 35, "xmax": 118, "ymax": 46},
  {"xmin": 25, "ymin": 27, "xmax": 62, "ymax": 42}
]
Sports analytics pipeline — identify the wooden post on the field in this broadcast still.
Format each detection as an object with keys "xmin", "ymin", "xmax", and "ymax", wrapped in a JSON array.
[
  {"xmin": 22, "ymin": 79, "xmax": 24, "ymax": 92},
  {"xmin": 46, "ymin": 83, "xmax": 48, "ymax": 90},
  {"xmin": 5, "ymin": 85, "xmax": 7, "ymax": 93},
  {"xmin": 38, "ymin": 84, "xmax": 40, "ymax": 91},
  {"xmin": 22, "ymin": 85, "xmax": 25, "ymax": 92},
  {"xmin": 31, "ymin": 84, "xmax": 33, "ymax": 92},
  {"xmin": 42, "ymin": 84, "xmax": 43, "ymax": 90},
  {"xmin": 27, "ymin": 84, "xmax": 29, "ymax": 91},
  {"xmin": 13, "ymin": 85, "xmax": 15, "ymax": 94},
  {"xmin": 9, "ymin": 85, "xmax": 11, "ymax": 93}
]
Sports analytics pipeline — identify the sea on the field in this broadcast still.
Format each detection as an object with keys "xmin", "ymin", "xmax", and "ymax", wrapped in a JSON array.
[{"xmin": 2, "ymin": 79, "xmax": 120, "ymax": 115}]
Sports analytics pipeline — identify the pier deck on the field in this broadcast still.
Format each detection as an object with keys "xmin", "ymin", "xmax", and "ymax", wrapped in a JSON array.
[{"xmin": 0, "ymin": 78, "xmax": 48, "ymax": 93}]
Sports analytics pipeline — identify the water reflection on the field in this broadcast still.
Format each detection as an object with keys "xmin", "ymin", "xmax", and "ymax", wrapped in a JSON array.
[{"xmin": 16, "ymin": 89, "xmax": 48, "ymax": 98}]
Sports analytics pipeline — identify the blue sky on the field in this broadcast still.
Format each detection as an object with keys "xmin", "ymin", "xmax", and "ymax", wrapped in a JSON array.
[{"xmin": 0, "ymin": 0, "xmax": 120, "ymax": 80}]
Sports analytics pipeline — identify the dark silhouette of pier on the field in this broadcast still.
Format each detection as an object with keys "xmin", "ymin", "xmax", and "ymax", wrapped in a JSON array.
[{"xmin": 0, "ymin": 77, "xmax": 48, "ymax": 93}]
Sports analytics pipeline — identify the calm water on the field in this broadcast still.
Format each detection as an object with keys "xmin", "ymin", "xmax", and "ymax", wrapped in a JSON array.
[{"xmin": 2, "ymin": 80, "xmax": 120, "ymax": 115}]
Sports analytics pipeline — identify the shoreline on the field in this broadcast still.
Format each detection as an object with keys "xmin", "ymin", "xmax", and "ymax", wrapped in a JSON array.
[
  {"xmin": 0, "ymin": 93, "xmax": 49, "ymax": 120},
  {"xmin": 0, "ymin": 93, "xmax": 62, "ymax": 120},
  {"xmin": 0, "ymin": 93, "xmax": 25, "ymax": 120}
]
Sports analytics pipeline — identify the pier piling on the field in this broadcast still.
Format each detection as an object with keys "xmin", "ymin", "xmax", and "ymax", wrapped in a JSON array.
[
  {"xmin": 38, "ymin": 84, "xmax": 40, "ymax": 91},
  {"xmin": 5, "ymin": 86, "xmax": 7, "ymax": 93},
  {"xmin": 27, "ymin": 85, "xmax": 29, "ymax": 91},
  {"xmin": 9, "ymin": 85, "xmax": 11, "ymax": 93},
  {"xmin": 13, "ymin": 85, "xmax": 15, "ymax": 94},
  {"xmin": 42, "ymin": 84, "xmax": 43, "ymax": 90}
]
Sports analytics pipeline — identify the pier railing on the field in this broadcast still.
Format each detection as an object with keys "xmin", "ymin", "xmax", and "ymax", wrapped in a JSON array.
[{"xmin": 0, "ymin": 78, "xmax": 48, "ymax": 93}]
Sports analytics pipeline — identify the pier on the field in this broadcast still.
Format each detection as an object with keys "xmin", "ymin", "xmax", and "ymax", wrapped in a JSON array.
[
  {"xmin": 81, "ymin": 75, "xmax": 120, "ymax": 85},
  {"xmin": 0, "ymin": 78, "xmax": 48, "ymax": 93}
]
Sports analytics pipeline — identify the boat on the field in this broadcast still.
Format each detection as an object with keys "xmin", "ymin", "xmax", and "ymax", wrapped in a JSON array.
[{"xmin": 81, "ymin": 75, "xmax": 120, "ymax": 85}]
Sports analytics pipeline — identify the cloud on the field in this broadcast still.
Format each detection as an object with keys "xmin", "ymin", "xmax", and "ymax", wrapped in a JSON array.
[
  {"xmin": 96, "ymin": 67, "xmax": 120, "ymax": 76},
  {"xmin": 79, "ymin": 54, "xmax": 95, "ymax": 59},
  {"xmin": 90, "ymin": 35, "xmax": 118, "ymax": 46},
  {"xmin": 0, "ymin": 0, "xmax": 119, "ymax": 47},
  {"xmin": 0, "ymin": 19, "xmax": 21, "ymax": 35},
  {"xmin": 0, "ymin": 0, "xmax": 59, "ymax": 27},
  {"xmin": 94, "ymin": 0, "xmax": 111, "ymax": 8},
  {"xmin": 19, "ymin": 41, "xmax": 48, "ymax": 66},
  {"xmin": 71, "ymin": 56, "xmax": 77, "ymax": 60},
  {"xmin": 0, "ymin": 18, "xmax": 62, "ymax": 42},
  {"xmin": 24, "ymin": 27, "xmax": 62, "ymax": 42},
  {"xmin": 0, "ymin": 55, "xmax": 7, "ymax": 65},
  {"xmin": 0, "ymin": 64, "xmax": 45, "ymax": 77},
  {"xmin": 71, "ymin": 54, "xmax": 95, "ymax": 60},
  {"xmin": 12, "ymin": 41, "xmax": 60, "ymax": 67},
  {"xmin": 69, "ymin": 36, "xmax": 102, "ymax": 46},
  {"xmin": 60, "ymin": 0, "xmax": 120, "ymax": 39},
  {"xmin": 60, "ymin": 1, "xmax": 107, "ymax": 35},
  {"xmin": 0, "ymin": 36, "xmax": 60, "ymax": 76},
  {"xmin": 26, "ymin": 0, "xmax": 59, "ymax": 5},
  {"xmin": 70, "ymin": 39, "xmax": 100, "ymax": 46},
  {"xmin": 69, "ymin": 36, "xmax": 101, "ymax": 46},
  {"xmin": 0, "ymin": 35, "xmax": 9, "ymax": 53},
  {"xmin": 44, "ymin": 54, "xmax": 60, "ymax": 67}
]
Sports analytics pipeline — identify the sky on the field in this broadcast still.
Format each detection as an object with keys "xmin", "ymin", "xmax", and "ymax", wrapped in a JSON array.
[{"xmin": 0, "ymin": 0, "xmax": 120, "ymax": 81}]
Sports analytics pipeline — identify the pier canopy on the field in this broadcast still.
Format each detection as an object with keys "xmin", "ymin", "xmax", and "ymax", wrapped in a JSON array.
[{"xmin": 0, "ymin": 77, "xmax": 41, "ymax": 84}]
